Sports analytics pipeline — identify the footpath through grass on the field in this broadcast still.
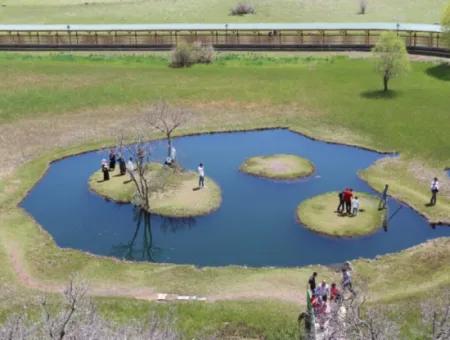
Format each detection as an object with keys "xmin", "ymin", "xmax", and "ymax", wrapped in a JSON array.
[{"xmin": 0, "ymin": 0, "xmax": 447, "ymax": 24}]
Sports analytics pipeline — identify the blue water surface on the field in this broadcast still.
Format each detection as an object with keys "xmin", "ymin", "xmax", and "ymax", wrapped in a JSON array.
[{"xmin": 21, "ymin": 130, "xmax": 450, "ymax": 267}]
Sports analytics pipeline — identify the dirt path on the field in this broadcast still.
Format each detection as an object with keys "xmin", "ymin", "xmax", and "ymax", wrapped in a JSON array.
[{"xmin": 6, "ymin": 241, "xmax": 304, "ymax": 305}]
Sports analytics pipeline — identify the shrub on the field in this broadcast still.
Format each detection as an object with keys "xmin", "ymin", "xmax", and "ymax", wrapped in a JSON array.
[
  {"xmin": 192, "ymin": 41, "xmax": 215, "ymax": 64},
  {"xmin": 230, "ymin": 3, "xmax": 255, "ymax": 16},
  {"xmin": 170, "ymin": 43, "xmax": 194, "ymax": 68},
  {"xmin": 170, "ymin": 42, "xmax": 215, "ymax": 67}
]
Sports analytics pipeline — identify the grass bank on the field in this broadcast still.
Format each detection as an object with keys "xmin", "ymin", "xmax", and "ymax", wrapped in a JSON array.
[
  {"xmin": 0, "ymin": 52, "xmax": 449, "ymax": 335},
  {"xmin": 0, "ymin": 0, "xmax": 446, "ymax": 24}
]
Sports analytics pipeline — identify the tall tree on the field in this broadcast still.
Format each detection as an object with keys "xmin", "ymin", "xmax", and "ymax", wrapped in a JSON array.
[{"xmin": 372, "ymin": 32, "xmax": 410, "ymax": 92}]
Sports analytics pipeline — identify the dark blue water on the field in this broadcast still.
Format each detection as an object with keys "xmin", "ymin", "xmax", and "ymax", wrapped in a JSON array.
[{"xmin": 21, "ymin": 130, "xmax": 450, "ymax": 267}]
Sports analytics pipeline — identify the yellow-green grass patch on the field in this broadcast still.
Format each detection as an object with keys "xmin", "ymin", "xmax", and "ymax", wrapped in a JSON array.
[
  {"xmin": 240, "ymin": 154, "xmax": 314, "ymax": 180},
  {"xmin": 297, "ymin": 192, "xmax": 386, "ymax": 237},
  {"xmin": 89, "ymin": 164, "xmax": 222, "ymax": 217},
  {"xmin": 360, "ymin": 157, "xmax": 450, "ymax": 224}
]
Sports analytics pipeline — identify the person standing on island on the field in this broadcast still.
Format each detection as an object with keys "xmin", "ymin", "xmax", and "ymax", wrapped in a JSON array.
[
  {"xmin": 351, "ymin": 196, "xmax": 360, "ymax": 216},
  {"xmin": 101, "ymin": 159, "xmax": 110, "ymax": 181},
  {"xmin": 109, "ymin": 149, "xmax": 116, "ymax": 171},
  {"xmin": 126, "ymin": 157, "xmax": 135, "ymax": 173},
  {"xmin": 337, "ymin": 190, "xmax": 345, "ymax": 214},
  {"xmin": 343, "ymin": 188, "xmax": 353, "ymax": 215},
  {"xmin": 379, "ymin": 184, "xmax": 389, "ymax": 210},
  {"xmin": 430, "ymin": 177, "xmax": 439, "ymax": 206},
  {"xmin": 118, "ymin": 155, "xmax": 126, "ymax": 176},
  {"xmin": 308, "ymin": 272, "xmax": 317, "ymax": 293},
  {"xmin": 198, "ymin": 163, "xmax": 205, "ymax": 189}
]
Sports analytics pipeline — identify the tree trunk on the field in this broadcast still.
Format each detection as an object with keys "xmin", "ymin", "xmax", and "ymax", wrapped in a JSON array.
[
  {"xmin": 167, "ymin": 134, "xmax": 172, "ymax": 157},
  {"xmin": 383, "ymin": 74, "xmax": 389, "ymax": 92}
]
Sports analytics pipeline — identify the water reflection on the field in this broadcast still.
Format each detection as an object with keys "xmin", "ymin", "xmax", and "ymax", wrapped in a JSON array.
[
  {"xmin": 111, "ymin": 208, "xmax": 159, "ymax": 261},
  {"xmin": 160, "ymin": 217, "xmax": 196, "ymax": 233}
]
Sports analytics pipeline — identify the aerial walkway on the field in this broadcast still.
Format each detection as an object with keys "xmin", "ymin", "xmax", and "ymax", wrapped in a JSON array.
[{"xmin": 0, "ymin": 23, "xmax": 448, "ymax": 57}]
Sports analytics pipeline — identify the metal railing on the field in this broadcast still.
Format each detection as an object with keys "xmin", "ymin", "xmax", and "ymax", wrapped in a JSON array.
[{"xmin": 0, "ymin": 23, "xmax": 448, "ymax": 57}]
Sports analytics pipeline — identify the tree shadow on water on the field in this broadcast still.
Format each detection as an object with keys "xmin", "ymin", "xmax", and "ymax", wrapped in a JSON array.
[
  {"xmin": 360, "ymin": 89, "xmax": 400, "ymax": 99},
  {"xmin": 425, "ymin": 63, "xmax": 450, "ymax": 81}
]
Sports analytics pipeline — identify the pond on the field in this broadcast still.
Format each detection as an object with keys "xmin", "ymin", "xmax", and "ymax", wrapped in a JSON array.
[{"xmin": 21, "ymin": 129, "xmax": 450, "ymax": 267}]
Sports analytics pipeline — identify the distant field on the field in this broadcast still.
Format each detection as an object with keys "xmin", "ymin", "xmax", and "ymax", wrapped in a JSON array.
[{"xmin": 0, "ymin": 0, "xmax": 447, "ymax": 24}]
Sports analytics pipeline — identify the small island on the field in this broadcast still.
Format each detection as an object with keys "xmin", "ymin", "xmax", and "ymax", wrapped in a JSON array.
[
  {"xmin": 240, "ymin": 154, "xmax": 314, "ymax": 180},
  {"xmin": 89, "ymin": 164, "xmax": 222, "ymax": 218},
  {"xmin": 296, "ymin": 192, "xmax": 386, "ymax": 237}
]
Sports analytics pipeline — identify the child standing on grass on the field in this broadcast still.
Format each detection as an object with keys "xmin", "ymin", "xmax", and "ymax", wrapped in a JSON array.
[{"xmin": 351, "ymin": 196, "xmax": 360, "ymax": 216}]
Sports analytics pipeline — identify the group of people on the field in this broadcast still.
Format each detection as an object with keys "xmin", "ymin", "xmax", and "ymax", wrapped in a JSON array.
[
  {"xmin": 101, "ymin": 149, "xmax": 136, "ymax": 181},
  {"xmin": 100, "ymin": 147, "xmax": 208, "ymax": 191},
  {"xmin": 337, "ymin": 188, "xmax": 360, "ymax": 216},
  {"xmin": 307, "ymin": 263, "xmax": 355, "ymax": 330}
]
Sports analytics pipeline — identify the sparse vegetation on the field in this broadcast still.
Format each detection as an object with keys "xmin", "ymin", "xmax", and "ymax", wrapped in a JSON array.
[
  {"xmin": 230, "ymin": 3, "xmax": 255, "ymax": 16},
  {"xmin": 0, "ymin": 0, "xmax": 445, "ymax": 23},
  {"xmin": 170, "ymin": 42, "xmax": 215, "ymax": 68}
]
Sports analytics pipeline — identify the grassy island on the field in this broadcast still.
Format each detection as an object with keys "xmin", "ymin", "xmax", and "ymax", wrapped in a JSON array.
[
  {"xmin": 89, "ymin": 164, "xmax": 222, "ymax": 217},
  {"xmin": 297, "ymin": 192, "xmax": 386, "ymax": 237},
  {"xmin": 240, "ymin": 154, "xmax": 314, "ymax": 180}
]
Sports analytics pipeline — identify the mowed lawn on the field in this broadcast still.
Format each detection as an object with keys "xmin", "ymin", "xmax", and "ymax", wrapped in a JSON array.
[
  {"xmin": 0, "ymin": 53, "xmax": 449, "ymax": 165},
  {"xmin": 0, "ymin": 0, "xmax": 447, "ymax": 24}
]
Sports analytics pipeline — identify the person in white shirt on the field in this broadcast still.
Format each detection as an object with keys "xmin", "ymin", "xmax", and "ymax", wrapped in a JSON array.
[
  {"xmin": 315, "ymin": 280, "xmax": 330, "ymax": 303},
  {"xmin": 197, "ymin": 163, "xmax": 205, "ymax": 188},
  {"xmin": 430, "ymin": 177, "xmax": 439, "ymax": 206},
  {"xmin": 351, "ymin": 196, "xmax": 360, "ymax": 216},
  {"xmin": 126, "ymin": 157, "xmax": 135, "ymax": 173},
  {"xmin": 170, "ymin": 146, "xmax": 176, "ymax": 162}
]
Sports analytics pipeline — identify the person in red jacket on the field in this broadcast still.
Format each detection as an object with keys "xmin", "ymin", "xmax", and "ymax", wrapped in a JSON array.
[{"xmin": 343, "ymin": 188, "xmax": 353, "ymax": 215}]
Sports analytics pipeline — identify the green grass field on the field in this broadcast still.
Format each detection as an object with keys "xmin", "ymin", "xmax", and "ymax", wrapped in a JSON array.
[
  {"xmin": 0, "ymin": 0, "xmax": 447, "ymax": 24},
  {"xmin": 1, "ymin": 53, "xmax": 449, "ymax": 164},
  {"xmin": 0, "ymin": 52, "xmax": 449, "ymax": 337}
]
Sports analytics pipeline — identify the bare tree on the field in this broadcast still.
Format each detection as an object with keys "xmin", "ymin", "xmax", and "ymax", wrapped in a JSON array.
[
  {"xmin": 420, "ymin": 289, "xmax": 450, "ymax": 340},
  {"xmin": 145, "ymin": 102, "xmax": 190, "ymax": 158},
  {"xmin": 326, "ymin": 295, "xmax": 400, "ymax": 340},
  {"xmin": 0, "ymin": 278, "xmax": 180, "ymax": 339}
]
